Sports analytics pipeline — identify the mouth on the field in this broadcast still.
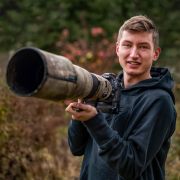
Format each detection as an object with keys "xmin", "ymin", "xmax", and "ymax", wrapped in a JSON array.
[{"xmin": 127, "ymin": 61, "xmax": 141, "ymax": 65}]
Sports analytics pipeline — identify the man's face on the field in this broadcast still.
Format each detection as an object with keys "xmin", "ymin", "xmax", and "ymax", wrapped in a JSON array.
[{"xmin": 116, "ymin": 31, "xmax": 160, "ymax": 81}]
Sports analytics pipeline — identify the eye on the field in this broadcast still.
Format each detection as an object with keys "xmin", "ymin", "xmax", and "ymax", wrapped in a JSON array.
[
  {"xmin": 139, "ymin": 45, "xmax": 149, "ymax": 49},
  {"xmin": 122, "ymin": 43, "xmax": 131, "ymax": 48},
  {"xmin": 141, "ymin": 46, "xmax": 147, "ymax": 49}
]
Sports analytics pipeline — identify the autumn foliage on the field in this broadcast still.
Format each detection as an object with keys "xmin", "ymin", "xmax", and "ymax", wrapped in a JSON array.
[{"xmin": 56, "ymin": 27, "xmax": 119, "ymax": 74}]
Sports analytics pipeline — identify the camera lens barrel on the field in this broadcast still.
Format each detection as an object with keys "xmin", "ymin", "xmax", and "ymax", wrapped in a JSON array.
[{"xmin": 6, "ymin": 47, "xmax": 112, "ymax": 101}]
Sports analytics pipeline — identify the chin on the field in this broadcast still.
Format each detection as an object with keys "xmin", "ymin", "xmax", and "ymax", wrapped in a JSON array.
[{"xmin": 126, "ymin": 69, "xmax": 141, "ymax": 76}]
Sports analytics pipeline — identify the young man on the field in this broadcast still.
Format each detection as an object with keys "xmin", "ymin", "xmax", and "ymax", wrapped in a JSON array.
[{"xmin": 65, "ymin": 15, "xmax": 177, "ymax": 180}]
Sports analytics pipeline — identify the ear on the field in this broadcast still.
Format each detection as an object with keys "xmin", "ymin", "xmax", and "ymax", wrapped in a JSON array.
[
  {"xmin": 116, "ymin": 42, "xmax": 120, "ymax": 56},
  {"xmin": 153, "ymin": 47, "xmax": 161, "ymax": 62}
]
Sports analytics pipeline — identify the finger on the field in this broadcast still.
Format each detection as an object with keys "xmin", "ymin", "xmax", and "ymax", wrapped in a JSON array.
[
  {"xmin": 65, "ymin": 102, "xmax": 78, "ymax": 112},
  {"xmin": 66, "ymin": 107, "xmax": 79, "ymax": 117},
  {"xmin": 77, "ymin": 103, "xmax": 93, "ymax": 112},
  {"xmin": 78, "ymin": 99, "xmax": 82, "ymax": 103}
]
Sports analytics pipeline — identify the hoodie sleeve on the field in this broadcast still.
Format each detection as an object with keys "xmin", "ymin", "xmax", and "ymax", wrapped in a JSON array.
[
  {"xmin": 68, "ymin": 120, "xmax": 90, "ymax": 156},
  {"xmin": 83, "ymin": 92, "xmax": 176, "ymax": 179}
]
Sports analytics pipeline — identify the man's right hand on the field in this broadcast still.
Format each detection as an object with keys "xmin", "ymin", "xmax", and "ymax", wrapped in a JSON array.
[{"xmin": 65, "ymin": 100, "xmax": 98, "ymax": 122}]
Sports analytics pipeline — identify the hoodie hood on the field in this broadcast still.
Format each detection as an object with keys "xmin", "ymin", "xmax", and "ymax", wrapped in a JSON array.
[{"xmin": 117, "ymin": 67, "xmax": 175, "ymax": 103}]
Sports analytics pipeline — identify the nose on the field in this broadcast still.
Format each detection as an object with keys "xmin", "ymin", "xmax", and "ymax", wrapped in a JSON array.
[{"xmin": 130, "ymin": 47, "xmax": 139, "ymax": 59}]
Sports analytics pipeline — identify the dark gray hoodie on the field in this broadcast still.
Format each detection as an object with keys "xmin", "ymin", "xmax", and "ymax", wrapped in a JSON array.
[{"xmin": 68, "ymin": 67, "xmax": 177, "ymax": 180}]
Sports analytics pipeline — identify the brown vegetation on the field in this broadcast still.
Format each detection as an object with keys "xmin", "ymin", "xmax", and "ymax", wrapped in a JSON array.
[{"xmin": 0, "ymin": 81, "xmax": 81, "ymax": 179}]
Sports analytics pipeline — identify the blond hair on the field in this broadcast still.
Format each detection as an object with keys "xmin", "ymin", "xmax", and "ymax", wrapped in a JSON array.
[{"xmin": 117, "ymin": 15, "xmax": 159, "ymax": 49}]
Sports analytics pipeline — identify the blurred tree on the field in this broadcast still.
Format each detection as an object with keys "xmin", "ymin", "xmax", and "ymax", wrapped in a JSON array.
[
  {"xmin": 0, "ymin": 0, "xmax": 179, "ymax": 77},
  {"xmin": 0, "ymin": 0, "xmax": 179, "ymax": 50},
  {"xmin": 0, "ymin": 0, "xmax": 70, "ymax": 50},
  {"xmin": 0, "ymin": 0, "xmax": 179, "ymax": 76}
]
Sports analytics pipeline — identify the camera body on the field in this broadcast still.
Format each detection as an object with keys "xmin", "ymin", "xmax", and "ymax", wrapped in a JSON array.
[
  {"xmin": 6, "ymin": 47, "xmax": 120, "ymax": 114},
  {"xmin": 85, "ymin": 73, "xmax": 120, "ymax": 114}
]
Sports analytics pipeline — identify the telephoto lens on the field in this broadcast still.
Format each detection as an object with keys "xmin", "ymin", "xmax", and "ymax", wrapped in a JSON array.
[{"xmin": 6, "ymin": 47, "xmax": 112, "ymax": 102}]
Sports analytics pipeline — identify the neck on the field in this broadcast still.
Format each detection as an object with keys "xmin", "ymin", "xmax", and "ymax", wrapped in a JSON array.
[{"xmin": 123, "ymin": 74, "xmax": 152, "ymax": 88}]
